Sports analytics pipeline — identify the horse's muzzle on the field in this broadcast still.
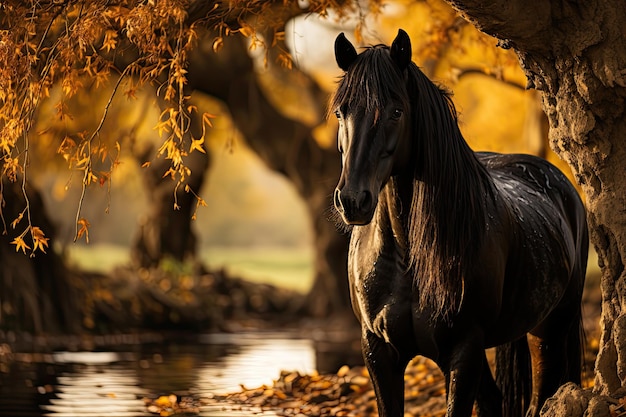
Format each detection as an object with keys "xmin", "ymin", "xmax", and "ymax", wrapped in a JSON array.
[{"xmin": 334, "ymin": 188, "xmax": 375, "ymax": 225}]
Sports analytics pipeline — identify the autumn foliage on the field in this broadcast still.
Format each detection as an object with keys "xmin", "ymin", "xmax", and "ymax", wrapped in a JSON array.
[{"xmin": 0, "ymin": 0, "xmax": 302, "ymax": 255}]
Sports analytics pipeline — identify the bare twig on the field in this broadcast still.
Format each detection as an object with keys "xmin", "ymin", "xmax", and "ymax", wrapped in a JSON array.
[{"xmin": 73, "ymin": 66, "xmax": 130, "ymax": 242}]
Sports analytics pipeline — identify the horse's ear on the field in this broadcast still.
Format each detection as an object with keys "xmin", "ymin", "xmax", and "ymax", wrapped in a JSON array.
[
  {"xmin": 390, "ymin": 29, "xmax": 412, "ymax": 71},
  {"xmin": 335, "ymin": 33, "xmax": 358, "ymax": 71}
]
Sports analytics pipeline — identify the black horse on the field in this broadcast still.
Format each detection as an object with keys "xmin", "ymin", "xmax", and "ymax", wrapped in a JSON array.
[{"xmin": 331, "ymin": 29, "xmax": 588, "ymax": 417}]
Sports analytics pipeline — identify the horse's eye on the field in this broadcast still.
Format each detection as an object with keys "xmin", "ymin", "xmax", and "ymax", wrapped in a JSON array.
[
  {"xmin": 334, "ymin": 110, "xmax": 342, "ymax": 120},
  {"xmin": 391, "ymin": 109, "xmax": 403, "ymax": 120}
]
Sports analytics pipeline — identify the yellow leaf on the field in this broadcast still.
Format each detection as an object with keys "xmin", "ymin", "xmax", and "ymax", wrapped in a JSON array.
[
  {"xmin": 31, "ymin": 227, "xmax": 49, "ymax": 254},
  {"xmin": 11, "ymin": 236, "xmax": 30, "ymax": 254},
  {"xmin": 212, "ymin": 37, "xmax": 223, "ymax": 53},
  {"xmin": 202, "ymin": 112, "xmax": 215, "ymax": 128},
  {"xmin": 124, "ymin": 87, "xmax": 137, "ymax": 100},
  {"xmin": 75, "ymin": 156, "xmax": 90, "ymax": 169},
  {"xmin": 239, "ymin": 25, "xmax": 254, "ymax": 38},
  {"xmin": 99, "ymin": 146, "xmax": 109, "ymax": 162},
  {"xmin": 248, "ymin": 40, "xmax": 258, "ymax": 52},
  {"xmin": 54, "ymin": 101, "xmax": 72, "ymax": 120},
  {"xmin": 57, "ymin": 136, "xmax": 77, "ymax": 156},
  {"xmin": 10, "ymin": 211, "xmax": 24, "ymax": 229},
  {"xmin": 277, "ymin": 53, "xmax": 293, "ymax": 70},
  {"xmin": 164, "ymin": 84, "xmax": 176, "ymax": 102},
  {"xmin": 189, "ymin": 137, "xmax": 206, "ymax": 154},
  {"xmin": 162, "ymin": 167, "xmax": 176, "ymax": 179},
  {"xmin": 86, "ymin": 171, "xmax": 98, "ymax": 185},
  {"xmin": 100, "ymin": 30, "xmax": 118, "ymax": 52},
  {"xmin": 76, "ymin": 218, "xmax": 90, "ymax": 243},
  {"xmin": 154, "ymin": 396, "xmax": 172, "ymax": 407}
]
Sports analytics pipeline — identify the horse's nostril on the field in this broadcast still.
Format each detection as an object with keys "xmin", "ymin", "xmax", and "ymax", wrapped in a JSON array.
[
  {"xmin": 333, "ymin": 188, "xmax": 343, "ymax": 212},
  {"xmin": 359, "ymin": 190, "xmax": 372, "ymax": 212}
]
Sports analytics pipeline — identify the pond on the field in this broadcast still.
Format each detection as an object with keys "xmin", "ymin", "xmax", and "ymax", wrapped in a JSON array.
[{"xmin": 0, "ymin": 331, "xmax": 362, "ymax": 417}]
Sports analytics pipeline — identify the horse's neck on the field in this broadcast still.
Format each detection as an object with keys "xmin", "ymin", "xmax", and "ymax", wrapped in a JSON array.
[{"xmin": 376, "ymin": 177, "xmax": 413, "ymax": 249}]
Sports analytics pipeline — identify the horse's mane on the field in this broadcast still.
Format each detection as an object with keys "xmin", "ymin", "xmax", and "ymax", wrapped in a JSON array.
[
  {"xmin": 405, "ymin": 62, "xmax": 495, "ymax": 321},
  {"xmin": 331, "ymin": 45, "xmax": 495, "ymax": 321}
]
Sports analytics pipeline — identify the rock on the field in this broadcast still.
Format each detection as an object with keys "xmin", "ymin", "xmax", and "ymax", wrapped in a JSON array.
[
  {"xmin": 540, "ymin": 383, "xmax": 593, "ymax": 417},
  {"xmin": 586, "ymin": 395, "xmax": 613, "ymax": 417}
]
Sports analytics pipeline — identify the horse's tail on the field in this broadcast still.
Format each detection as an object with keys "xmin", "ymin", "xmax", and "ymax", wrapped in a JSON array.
[
  {"xmin": 570, "ymin": 205, "xmax": 588, "ymax": 386},
  {"xmin": 495, "ymin": 315, "xmax": 584, "ymax": 417},
  {"xmin": 495, "ymin": 337, "xmax": 531, "ymax": 417},
  {"xmin": 570, "ymin": 311, "xmax": 586, "ymax": 385}
]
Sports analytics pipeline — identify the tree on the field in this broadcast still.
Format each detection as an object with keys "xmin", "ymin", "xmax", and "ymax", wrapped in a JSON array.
[
  {"xmin": 0, "ymin": 179, "xmax": 79, "ymax": 333},
  {"xmin": 182, "ymin": 32, "xmax": 351, "ymax": 316},
  {"xmin": 441, "ymin": 0, "xmax": 626, "ymax": 414}
]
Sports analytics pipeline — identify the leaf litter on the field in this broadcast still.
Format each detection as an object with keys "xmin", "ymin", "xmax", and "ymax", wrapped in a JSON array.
[{"xmin": 144, "ymin": 356, "xmax": 447, "ymax": 416}]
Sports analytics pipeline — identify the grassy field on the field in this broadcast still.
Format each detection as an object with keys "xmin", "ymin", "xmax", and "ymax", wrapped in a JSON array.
[
  {"xmin": 66, "ymin": 244, "xmax": 314, "ymax": 293},
  {"xmin": 200, "ymin": 246, "xmax": 313, "ymax": 293},
  {"xmin": 65, "ymin": 243, "xmax": 131, "ymax": 273}
]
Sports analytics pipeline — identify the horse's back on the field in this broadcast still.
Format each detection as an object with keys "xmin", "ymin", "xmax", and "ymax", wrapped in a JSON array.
[
  {"xmin": 478, "ymin": 152, "xmax": 587, "ymax": 252},
  {"xmin": 478, "ymin": 152, "xmax": 578, "ymax": 201}
]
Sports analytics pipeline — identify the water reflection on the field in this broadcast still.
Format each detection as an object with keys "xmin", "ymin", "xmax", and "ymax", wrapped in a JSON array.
[
  {"xmin": 0, "ymin": 333, "xmax": 318, "ymax": 417},
  {"xmin": 196, "ymin": 335, "xmax": 315, "ymax": 393},
  {"xmin": 43, "ymin": 363, "xmax": 150, "ymax": 416}
]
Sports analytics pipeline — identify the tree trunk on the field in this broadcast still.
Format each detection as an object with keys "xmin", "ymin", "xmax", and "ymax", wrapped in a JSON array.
[
  {"xmin": 186, "ymin": 33, "xmax": 352, "ymax": 317},
  {"xmin": 0, "ymin": 179, "xmax": 80, "ymax": 334},
  {"xmin": 444, "ymin": 0, "xmax": 626, "ymax": 413},
  {"xmin": 131, "ymin": 109, "xmax": 210, "ymax": 268}
]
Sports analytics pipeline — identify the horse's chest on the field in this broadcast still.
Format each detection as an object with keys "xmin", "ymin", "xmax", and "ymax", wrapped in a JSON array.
[{"xmin": 348, "ymin": 230, "xmax": 414, "ymax": 347}]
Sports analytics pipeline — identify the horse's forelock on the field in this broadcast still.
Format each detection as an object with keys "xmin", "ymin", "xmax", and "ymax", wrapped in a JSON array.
[{"xmin": 330, "ymin": 45, "xmax": 408, "ymax": 117}]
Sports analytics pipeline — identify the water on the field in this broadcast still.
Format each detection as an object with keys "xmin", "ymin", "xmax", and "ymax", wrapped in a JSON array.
[{"xmin": 0, "ymin": 332, "xmax": 342, "ymax": 417}]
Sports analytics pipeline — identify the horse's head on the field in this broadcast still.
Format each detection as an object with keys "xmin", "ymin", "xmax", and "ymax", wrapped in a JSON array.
[{"xmin": 331, "ymin": 29, "xmax": 413, "ymax": 225}]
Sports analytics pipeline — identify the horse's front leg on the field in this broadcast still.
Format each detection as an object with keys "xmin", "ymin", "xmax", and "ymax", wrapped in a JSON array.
[
  {"xmin": 440, "ymin": 336, "xmax": 485, "ymax": 417},
  {"xmin": 362, "ymin": 330, "xmax": 408, "ymax": 417}
]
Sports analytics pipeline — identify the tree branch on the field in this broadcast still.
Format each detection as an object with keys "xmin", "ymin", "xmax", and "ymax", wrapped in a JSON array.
[{"xmin": 444, "ymin": 0, "xmax": 552, "ymax": 53}]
